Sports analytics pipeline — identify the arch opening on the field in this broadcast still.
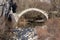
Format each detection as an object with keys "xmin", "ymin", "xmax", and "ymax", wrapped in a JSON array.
[{"xmin": 17, "ymin": 8, "xmax": 48, "ymax": 22}]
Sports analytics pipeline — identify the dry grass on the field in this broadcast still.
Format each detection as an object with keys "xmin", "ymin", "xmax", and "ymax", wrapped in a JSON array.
[
  {"xmin": 15, "ymin": 0, "xmax": 53, "ymax": 13},
  {"xmin": 17, "ymin": 16, "xmax": 28, "ymax": 28},
  {"xmin": 0, "ymin": 16, "xmax": 14, "ymax": 40},
  {"xmin": 35, "ymin": 18, "xmax": 60, "ymax": 40}
]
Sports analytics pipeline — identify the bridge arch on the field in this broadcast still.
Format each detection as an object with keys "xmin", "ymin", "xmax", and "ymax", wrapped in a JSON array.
[
  {"xmin": 18, "ymin": 8, "xmax": 48, "ymax": 19},
  {"xmin": 14, "ymin": 8, "xmax": 48, "ymax": 22}
]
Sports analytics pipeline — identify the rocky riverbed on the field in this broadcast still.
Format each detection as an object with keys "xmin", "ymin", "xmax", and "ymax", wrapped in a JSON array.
[{"xmin": 12, "ymin": 27, "xmax": 38, "ymax": 40}]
